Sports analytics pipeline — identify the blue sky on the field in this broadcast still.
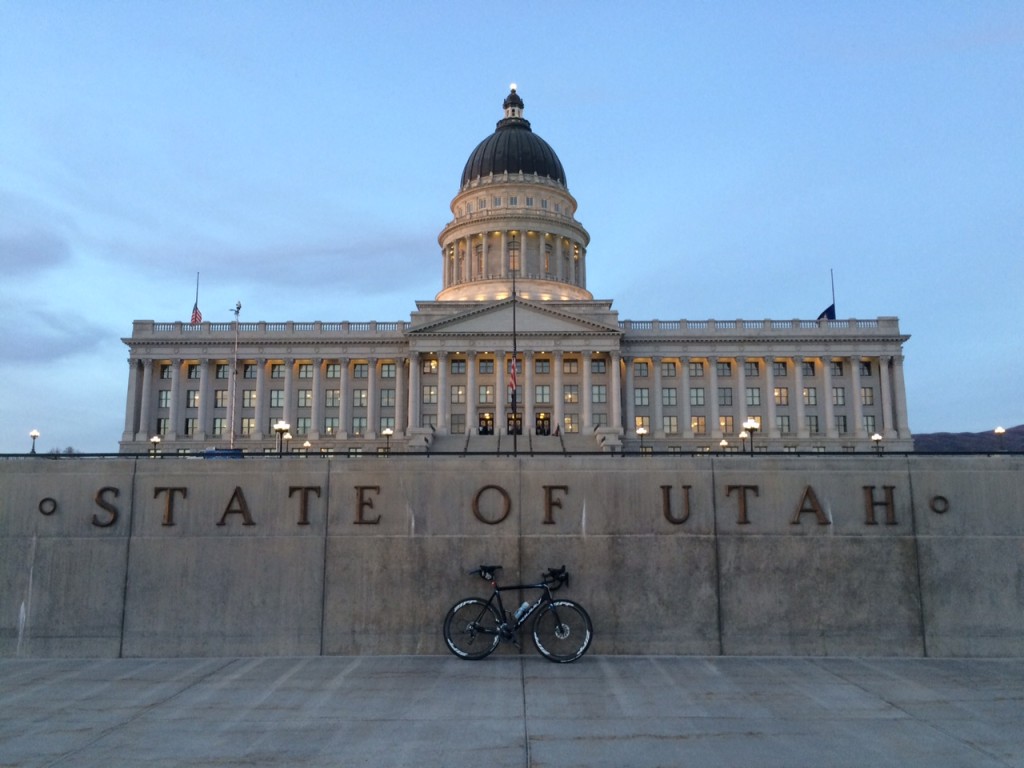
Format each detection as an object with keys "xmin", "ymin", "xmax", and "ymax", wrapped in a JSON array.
[{"xmin": 1, "ymin": 2, "xmax": 1021, "ymax": 453}]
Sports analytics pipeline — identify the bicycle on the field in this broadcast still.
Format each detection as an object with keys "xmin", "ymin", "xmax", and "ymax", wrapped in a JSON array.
[{"xmin": 443, "ymin": 564, "xmax": 593, "ymax": 663}]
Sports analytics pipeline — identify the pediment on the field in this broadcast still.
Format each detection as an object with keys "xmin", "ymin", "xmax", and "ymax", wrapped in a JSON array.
[{"xmin": 407, "ymin": 300, "xmax": 622, "ymax": 338}]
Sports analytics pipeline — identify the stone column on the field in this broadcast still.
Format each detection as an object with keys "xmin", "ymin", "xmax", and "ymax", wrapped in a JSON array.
[
  {"xmin": 283, "ymin": 360, "xmax": 295, "ymax": 433},
  {"xmin": 395, "ymin": 356, "xmax": 407, "ymax": 436},
  {"xmin": 437, "ymin": 351, "xmax": 449, "ymax": 435},
  {"xmin": 822, "ymin": 358, "xmax": 836, "ymax": 439},
  {"xmin": 310, "ymin": 358, "xmax": 323, "ymax": 440},
  {"xmin": 652, "ymin": 356, "xmax": 663, "ymax": 438},
  {"xmin": 123, "ymin": 359, "xmax": 141, "ymax": 442},
  {"xmin": 137, "ymin": 359, "xmax": 154, "ymax": 442},
  {"xmin": 708, "ymin": 357, "xmax": 720, "ymax": 439},
  {"xmin": 408, "ymin": 353, "xmax": 421, "ymax": 430},
  {"xmin": 198, "ymin": 359, "xmax": 212, "ymax": 439},
  {"xmin": 891, "ymin": 354, "xmax": 911, "ymax": 437},
  {"xmin": 609, "ymin": 351, "xmax": 623, "ymax": 432},
  {"xmin": 494, "ymin": 351, "xmax": 505, "ymax": 434},
  {"xmin": 623, "ymin": 356, "xmax": 634, "ymax": 433},
  {"xmin": 553, "ymin": 351, "xmax": 564, "ymax": 434},
  {"xmin": 523, "ymin": 351, "xmax": 535, "ymax": 434},
  {"xmin": 168, "ymin": 361, "xmax": 182, "ymax": 439},
  {"xmin": 366, "ymin": 358, "xmax": 378, "ymax": 438},
  {"xmin": 681, "ymin": 357, "xmax": 692, "ymax": 438},
  {"xmin": 735, "ymin": 356, "xmax": 747, "ymax": 429},
  {"xmin": 581, "ymin": 351, "xmax": 592, "ymax": 431},
  {"xmin": 338, "ymin": 358, "xmax": 350, "ymax": 438},
  {"xmin": 879, "ymin": 356, "xmax": 895, "ymax": 439},
  {"xmin": 849, "ymin": 357, "xmax": 865, "ymax": 438},
  {"xmin": 254, "ymin": 360, "xmax": 267, "ymax": 440},
  {"xmin": 765, "ymin": 357, "xmax": 778, "ymax": 439},
  {"xmin": 465, "ymin": 352, "xmax": 476, "ymax": 434},
  {"xmin": 500, "ymin": 232, "xmax": 508, "ymax": 278},
  {"xmin": 794, "ymin": 356, "xmax": 808, "ymax": 438}
]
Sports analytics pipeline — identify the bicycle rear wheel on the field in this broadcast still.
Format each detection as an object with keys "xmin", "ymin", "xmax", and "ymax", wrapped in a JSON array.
[
  {"xmin": 532, "ymin": 599, "xmax": 593, "ymax": 663},
  {"xmin": 443, "ymin": 598, "xmax": 502, "ymax": 660}
]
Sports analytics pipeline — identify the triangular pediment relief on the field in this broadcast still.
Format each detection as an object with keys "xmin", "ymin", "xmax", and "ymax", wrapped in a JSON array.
[{"xmin": 408, "ymin": 300, "xmax": 622, "ymax": 337}]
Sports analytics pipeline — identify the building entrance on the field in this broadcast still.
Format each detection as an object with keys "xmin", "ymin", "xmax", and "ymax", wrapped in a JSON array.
[
  {"xmin": 478, "ymin": 414, "xmax": 494, "ymax": 435},
  {"xmin": 535, "ymin": 413, "xmax": 551, "ymax": 436}
]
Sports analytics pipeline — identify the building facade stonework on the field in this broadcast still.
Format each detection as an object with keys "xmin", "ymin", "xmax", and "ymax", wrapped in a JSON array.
[{"xmin": 121, "ymin": 88, "xmax": 912, "ymax": 455}]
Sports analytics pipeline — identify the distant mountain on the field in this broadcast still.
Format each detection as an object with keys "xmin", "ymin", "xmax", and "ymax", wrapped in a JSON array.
[{"xmin": 913, "ymin": 425, "xmax": 1023, "ymax": 453}]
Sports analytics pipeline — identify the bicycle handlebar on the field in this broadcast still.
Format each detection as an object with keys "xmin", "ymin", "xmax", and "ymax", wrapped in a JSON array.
[
  {"xmin": 469, "ymin": 564, "xmax": 503, "ymax": 581},
  {"xmin": 467, "ymin": 564, "xmax": 570, "ymax": 589}
]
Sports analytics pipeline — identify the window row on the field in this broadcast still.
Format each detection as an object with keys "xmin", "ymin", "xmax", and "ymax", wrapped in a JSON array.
[
  {"xmin": 633, "ymin": 386, "xmax": 875, "ymax": 408},
  {"xmin": 629, "ymin": 414, "xmax": 879, "ymax": 436}
]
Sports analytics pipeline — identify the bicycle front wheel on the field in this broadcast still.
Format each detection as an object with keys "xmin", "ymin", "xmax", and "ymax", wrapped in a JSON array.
[
  {"xmin": 443, "ymin": 598, "xmax": 502, "ymax": 660},
  {"xmin": 532, "ymin": 599, "xmax": 593, "ymax": 663}
]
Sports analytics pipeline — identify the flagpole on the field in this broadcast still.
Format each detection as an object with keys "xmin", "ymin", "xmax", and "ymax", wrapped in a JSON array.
[
  {"xmin": 229, "ymin": 301, "xmax": 241, "ymax": 450},
  {"xmin": 830, "ymin": 269, "xmax": 835, "ymax": 315}
]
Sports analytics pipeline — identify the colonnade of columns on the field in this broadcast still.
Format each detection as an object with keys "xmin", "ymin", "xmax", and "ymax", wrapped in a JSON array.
[{"xmin": 443, "ymin": 230, "xmax": 586, "ymax": 288}]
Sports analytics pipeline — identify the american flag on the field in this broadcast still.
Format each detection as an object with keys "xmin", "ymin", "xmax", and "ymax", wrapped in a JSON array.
[
  {"xmin": 191, "ymin": 302, "xmax": 202, "ymax": 324},
  {"xmin": 509, "ymin": 357, "xmax": 517, "ymax": 393}
]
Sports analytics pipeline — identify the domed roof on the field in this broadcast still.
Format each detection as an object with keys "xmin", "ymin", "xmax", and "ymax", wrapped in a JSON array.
[{"xmin": 460, "ymin": 86, "xmax": 567, "ymax": 188}]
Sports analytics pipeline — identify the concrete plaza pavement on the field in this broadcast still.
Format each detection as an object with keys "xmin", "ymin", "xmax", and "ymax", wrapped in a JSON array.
[{"xmin": 1, "ymin": 655, "xmax": 1022, "ymax": 767}]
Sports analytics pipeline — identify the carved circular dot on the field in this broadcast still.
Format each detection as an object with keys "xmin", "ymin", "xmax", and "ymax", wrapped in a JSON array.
[
  {"xmin": 38, "ymin": 497, "xmax": 58, "ymax": 516},
  {"xmin": 929, "ymin": 495, "xmax": 950, "ymax": 514}
]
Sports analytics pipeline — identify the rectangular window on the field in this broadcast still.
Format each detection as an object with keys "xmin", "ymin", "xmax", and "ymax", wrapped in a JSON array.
[
  {"xmin": 563, "ymin": 385, "xmax": 579, "ymax": 404},
  {"xmin": 158, "ymin": 390, "xmax": 171, "ymax": 408},
  {"xmin": 663, "ymin": 415, "xmax": 678, "ymax": 434},
  {"xmin": 507, "ymin": 359, "xmax": 522, "ymax": 376},
  {"xmin": 352, "ymin": 389, "xmax": 368, "ymax": 408},
  {"xmin": 297, "ymin": 364, "xmax": 313, "ymax": 379},
  {"xmin": 323, "ymin": 417, "xmax": 339, "ymax": 435},
  {"xmin": 450, "ymin": 359, "xmax": 466, "ymax": 375},
  {"xmin": 271, "ymin": 363, "xmax": 285, "ymax": 379},
  {"xmin": 270, "ymin": 389, "xmax": 284, "ymax": 408},
  {"xmin": 777, "ymin": 415, "xmax": 791, "ymax": 434},
  {"xmin": 525, "ymin": 196, "xmax": 533, "ymax": 207},
  {"xmin": 634, "ymin": 388, "xmax": 650, "ymax": 406},
  {"xmin": 563, "ymin": 358, "xmax": 579, "ymax": 374},
  {"xmin": 831, "ymin": 361, "xmax": 844, "ymax": 377},
  {"xmin": 420, "ymin": 414, "xmax": 437, "ymax": 429},
  {"xmin": 188, "ymin": 364, "xmax": 200, "ymax": 380},
  {"xmin": 494, "ymin": 196, "xmax": 501, "ymax": 207},
  {"xmin": 803, "ymin": 387, "xmax": 817, "ymax": 406},
  {"xmin": 591, "ymin": 359, "xmax": 606, "ymax": 374},
  {"xmin": 184, "ymin": 417, "xmax": 198, "ymax": 435},
  {"xmin": 354, "ymin": 363, "xmax": 369, "ymax": 378},
  {"xmin": 861, "ymin": 387, "xmax": 874, "ymax": 406},
  {"xmin": 450, "ymin": 385, "xmax": 466, "ymax": 404},
  {"xmin": 863, "ymin": 415, "xmax": 876, "ymax": 434},
  {"xmin": 214, "ymin": 364, "xmax": 228, "ymax": 379},
  {"xmin": 835, "ymin": 415, "xmax": 848, "ymax": 433},
  {"xmin": 662, "ymin": 388, "xmax": 677, "ymax": 406},
  {"xmin": 661, "ymin": 361, "xmax": 676, "ymax": 378},
  {"xmin": 716, "ymin": 362, "xmax": 732, "ymax": 377},
  {"xmin": 563, "ymin": 414, "xmax": 579, "ymax": 434},
  {"xmin": 802, "ymin": 361, "xmax": 815, "ymax": 377},
  {"xmin": 720, "ymin": 415, "xmax": 734, "ymax": 435},
  {"xmin": 535, "ymin": 385, "xmax": 551, "ymax": 404},
  {"xmin": 379, "ymin": 416, "xmax": 395, "ymax": 433},
  {"xmin": 774, "ymin": 387, "xmax": 789, "ymax": 406},
  {"xmin": 211, "ymin": 417, "xmax": 227, "ymax": 436},
  {"xmin": 806, "ymin": 415, "xmax": 820, "ymax": 434},
  {"xmin": 509, "ymin": 196, "xmax": 518, "ymax": 206},
  {"xmin": 773, "ymin": 361, "xmax": 787, "ymax": 377},
  {"xmin": 478, "ymin": 197, "xmax": 486, "ymax": 209},
  {"xmin": 592, "ymin": 384, "xmax": 607, "ymax": 404},
  {"xmin": 634, "ymin": 415, "xmax": 650, "ymax": 432},
  {"xmin": 689, "ymin": 361, "xmax": 705, "ymax": 377},
  {"xmin": 746, "ymin": 387, "xmax": 761, "ymax": 407},
  {"xmin": 380, "ymin": 389, "xmax": 396, "ymax": 407},
  {"xmin": 450, "ymin": 413, "xmax": 465, "ymax": 434},
  {"xmin": 240, "ymin": 417, "xmax": 256, "ymax": 436},
  {"xmin": 325, "ymin": 389, "xmax": 340, "ymax": 408},
  {"xmin": 295, "ymin": 417, "xmax": 311, "ymax": 436},
  {"xmin": 633, "ymin": 361, "xmax": 649, "ymax": 377},
  {"xmin": 535, "ymin": 359, "xmax": 550, "ymax": 374},
  {"xmin": 422, "ymin": 385, "xmax": 437, "ymax": 404},
  {"xmin": 593, "ymin": 413, "xmax": 608, "ymax": 427},
  {"xmin": 540, "ymin": 198, "xmax": 548, "ymax": 210},
  {"xmin": 744, "ymin": 361, "xmax": 759, "ymax": 377},
  {"xmin": 860, "ymin": 361, "xmax": 872, "ymax": 377},
  {"xmin": 421, "ymin": 359, "xmax": 437, "ymax": 375},
  {"xmin": 689, "ymin": 388, "xmax": 705, "ymax": 406},
  {"xmin": 298, "ymin": 390, "xmax": 312, "ymax": 408},
  {"xmin": 352, "ymin": 416, "xmax": 367, "ymax": 436},
  {"xmin": 691, "ymin": 416, "xmax": 707, "ymax": 435},
  {"xmin": 478, "ymin": 385, "xmax": 494, "ymax": 404},
  {"xmin": 718, "ymin": 387, "xmax": 733, "ymax": 407},
  {"xmin": 187, "ymin": 390, "xmax": 200, "ymax": 408},
  {"xmin": 479, "ymin": 359, "xmax": 494, "ymax": 374},
  {"xmin": 832, "ymin": 387, "xmax": 846, "ymax": 406},
  {"xmin": 381, "ymin": 363, "xmax": 396, "ymax": 379},
  {"xmin": 156, "ymin": 417, "xmax": 169, "ymax": 435},
  {"xmin": 160, "ymin": 364, "xmax": 172, "ymax": 379},
  {"xmin": 325, "ymin": 363, "xmax": 340, "ymax": 378},
  {"xmin": 215, "ymin": 390, "xmax": 229, "ymax": 408}
]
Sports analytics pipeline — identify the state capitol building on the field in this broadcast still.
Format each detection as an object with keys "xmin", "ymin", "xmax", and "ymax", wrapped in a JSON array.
[{"xmin": 120, "ymin": 87, "xmax": 913, "ymax": 455}]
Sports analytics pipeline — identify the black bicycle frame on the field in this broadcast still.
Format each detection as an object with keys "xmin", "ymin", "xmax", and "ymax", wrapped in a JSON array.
[{"xmin": 486, "ymin": 580, "xmax": 556, "ymax": 631}]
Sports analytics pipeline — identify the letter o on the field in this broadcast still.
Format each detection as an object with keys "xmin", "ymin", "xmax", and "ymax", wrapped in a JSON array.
[
  {"xmin": 38, "ymin": 497, "xmax": 58, "ymax": 516},
  {"xmin": 472, "ymin": 484, "xmax": 511, "ymax": 525},
  {"xmin": 929, "ymin": 495, "xmax": 950, "ymax": 514}
]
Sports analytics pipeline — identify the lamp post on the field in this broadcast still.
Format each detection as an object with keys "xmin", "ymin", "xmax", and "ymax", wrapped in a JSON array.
[
  {"xmin": 149, "ymin": 435, "xmax": 161, "ymax": 457},
  {"xmin": 742, "ymin": 418, "xmax": 759, "ymax": 454},
  {"xmin": 636, "ymin": 425, "xmax": 648, "ymax": 453},
  {"xmin": 283, "ymin": 432, "xmax": 293, "ymax": 453},
  {"xmin": 382, "ymin": 427, "xmax": 393, "ymax": 456},
  {"xmin": 719, "ymin": 439, "xmax": 729, "ymax": 453},
  {"xmin": 871, "ymin": 432, "xmax": 883, "ymax": 454},
  {"xmin": 302, "ymin": 440, "xmax": 311, "ymax": 455},
  {"xmin": 994, "ymin": 426, "xmax": 1006, "ymax": 452},
  {"xmin": 273, "ymin": 420, "xmax": 290, "ymax": 456},
  {"xmin": 508, "ymin": 232, "xmax": 520, "ymax": 456},
  {"xmin": 738, "ymin": 430, "xmax": 749, "ymax": 453},
  {"xmin": 29, "ymin": 429, "xmax": 40, "ymax": 454}
]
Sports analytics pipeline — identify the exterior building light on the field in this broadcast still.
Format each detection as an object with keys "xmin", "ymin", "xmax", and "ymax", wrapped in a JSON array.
[
  {"xmin": 29, "ymin": 429, "xmax": 40, "ymax": 454},
  {"xmin": 273, "ymin": 420, "xmax": 291, "ymax": 456},
  {"xmin": 871, "ymin": 433, "xmax": 883, "ymax": 454},
  {"xmin": 742, "ymin": 418, "xmax": 759, "ymax": 453}
]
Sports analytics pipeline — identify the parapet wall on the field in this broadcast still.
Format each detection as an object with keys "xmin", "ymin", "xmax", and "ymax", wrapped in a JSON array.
[{"xmin": 2, "ymin": 454, "xmax": 1022, "ymax": 658}]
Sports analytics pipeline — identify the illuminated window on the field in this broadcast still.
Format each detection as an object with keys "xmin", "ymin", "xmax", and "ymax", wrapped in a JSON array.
[
  {"xmin": 563, "ymin": 358, "xmax": 579, "ymax": 374},
  {"xmin": 187, "ymin": 390, "xmax": 199, "ymax": 408},
  {"xmin": 353, "ymin": 389, "xmax": 368, "ymax": 407},
  {"xmin": 352, "ymin": 417, "xmax": 366, "ymax": 436},
  {"xmin": 212, "ymin": 418, "xmax": 227, "ymax": 436},
  {"xmin": 422, "ymin": 386, "xmax": 438, "ymax": 404},
  {"xmin": 450, "ymin": 385, "xmax": 466, "ymax": 404},
  {"xmin": 563, "ymin": 385, "xmax": 579, "ymax": 404},
  {"xmin": 691, "ymin": 416, "xmax": 706, "ymax": 435},
  {"xmin": 215, "ymin": 390, "xmax": 229, "ymax": 408},
  {"xmin": 298, "ymin": 390, "xmax": 312, "ymax": 408},
  {"xmin": 478, "ymin": 385, "xmax": 494, "ymax": 404},
  {"xmin": 325, "ymin": 389, "xmax": 340, "ymax": 408},
  {"xmin": 803, "ymin": 387, "xmax": 817, "ymax": 406},
  {"xmin": 774, "ymin": 387, "xmax": 789, "ymax": 406},
  {"xmin": 720, "ymin": 415, "xmax": 734, "ymax": 435},
  {"xmin": 241, "ymin": 418, "xmax": 256, "ymax": 436},
  {"xmin": 323, "ymin": 417, "xmax": 339, "ymax": 435},
  {"xmin": 832, "ymin": 387, "xmax": 845, "ymax": 406},
  {"xmin": 861, "ymin": 387, "xmax": 874, "ymax": 406}
]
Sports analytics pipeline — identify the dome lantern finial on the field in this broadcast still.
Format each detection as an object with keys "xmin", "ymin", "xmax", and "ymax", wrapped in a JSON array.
[{"xmin": 503, "ymin": 84, "xmax": 524, "ymax": 120}]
